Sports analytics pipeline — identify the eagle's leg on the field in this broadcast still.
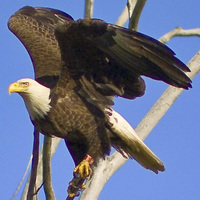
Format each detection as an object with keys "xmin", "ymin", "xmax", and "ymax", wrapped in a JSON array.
[{"xmin": 73, "ymin": 154, "xmax": 94, "ymax": 178}]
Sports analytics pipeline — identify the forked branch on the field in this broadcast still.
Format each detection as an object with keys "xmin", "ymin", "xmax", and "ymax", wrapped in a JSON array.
[
  {"xmin": 159, "ymin": 27, "xmax": 200, "ymax": 44},
  {"xmin": 115, "ymin": 0, "xmax": 137, "ymax": 26}
]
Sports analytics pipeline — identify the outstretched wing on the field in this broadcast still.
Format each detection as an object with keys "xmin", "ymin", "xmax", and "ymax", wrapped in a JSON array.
[
  {"xmin": 8, "ymin": 6, "xmax": 74, "ymax": 88},
  {"xmin": 55, "ymin": 18, "xmax": 191, "ymax": 107},
  {"xmin": 9, "ymin": 6, "xmax": 192, "ymax": 107}
]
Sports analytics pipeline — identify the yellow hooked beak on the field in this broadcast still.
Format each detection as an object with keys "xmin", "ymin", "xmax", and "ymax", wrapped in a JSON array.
[{"xmin": 8, "ymin": 82, "xmax": 24, "ymax": 94}]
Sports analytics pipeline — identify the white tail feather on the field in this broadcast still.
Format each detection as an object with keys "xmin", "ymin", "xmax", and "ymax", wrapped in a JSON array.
[{"xmin": 105, "ymin": 107, "xmax": 165, "ymax": 173}]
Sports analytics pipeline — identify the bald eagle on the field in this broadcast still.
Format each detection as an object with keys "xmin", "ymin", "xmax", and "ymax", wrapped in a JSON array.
[{"xmin": 8, "ymin": 6, "xmax": 191, "ymax": 183}]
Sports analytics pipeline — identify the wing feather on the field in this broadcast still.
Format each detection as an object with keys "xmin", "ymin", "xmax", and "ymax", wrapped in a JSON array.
[
  {"xmin": 55, "ymin": 18, "xmax": 191, "ymax": 107},
  {"xmin": 92, "ymin": 24, "xmax": 191, "ymax": 89},
  {"xmin": 8, "ymin": 6, "xmax": 73, "ymax": 87}
]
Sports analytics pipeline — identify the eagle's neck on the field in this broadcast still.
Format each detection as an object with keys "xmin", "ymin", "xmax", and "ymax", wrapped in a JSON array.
[{"xmin": 20, "ymin": 85, "xmax": 51, "ymax": 120}]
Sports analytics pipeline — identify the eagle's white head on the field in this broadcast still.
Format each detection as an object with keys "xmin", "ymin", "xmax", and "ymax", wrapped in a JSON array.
[{"xmin": 8, "ymin": 78, "xmax": 51, "ymax": 120}]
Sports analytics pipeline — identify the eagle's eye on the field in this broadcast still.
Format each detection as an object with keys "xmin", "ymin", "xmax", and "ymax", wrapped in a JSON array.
[{"xmin": 21, "ymin": 82, "xmax": 29, "ymax": 87}]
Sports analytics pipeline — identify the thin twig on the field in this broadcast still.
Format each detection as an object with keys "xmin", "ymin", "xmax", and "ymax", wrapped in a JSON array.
[
  {"xmin": 27, "ymin": 129, "xmax": 40, "ymax": 200},
  {"xmin": 11, "ymin": 156, "xmax": 32, "ymax": 200},
  {"xmin": 159, "ymin": 27, "xmax": 200, "ymax": 44},
  {"xmin": 43, "ymin": 136, "xmax": 56, "ymax": 200}
]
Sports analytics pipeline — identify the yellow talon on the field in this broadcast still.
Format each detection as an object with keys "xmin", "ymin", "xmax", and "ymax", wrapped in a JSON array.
[
  {"xmin": 68, "ymin": 192, "xmax": 76, "ymax": 198},
  {"xmin": 67, "ymin": 155, "xmax": 93, "ymax": 198},
  {"xmin": 81, "ymin": 183, "xmax": 86, "ymax": 189},
  {"xmin": 74, "ymin": 160, "xmax": 92, "ymax": 178}
]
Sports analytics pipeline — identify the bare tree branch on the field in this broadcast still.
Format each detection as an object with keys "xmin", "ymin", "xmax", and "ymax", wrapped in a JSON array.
[
  {"xmin": 21, "ymin": 138, "xmax": 61, "ymax": 200},
  {"xmin": 115, "ymin": 0, "xmax": 147, "ymax": 30},
  {"xmin": 84, "ymin": 0, "xmax": 94, "ymax": 19},
  {"xmin": 80, "ymin": 51, "xmax": 200, "ymax": 200},
  {"xmin": 128, "ymin": 0, "xmax": 147, "ymax": 30},
  {"xmin": 27, "ymin": 129, "xmax": 40, "ymax": 200},
  {"xmin": 43, "ymin": 136, "xmax": 56, "ymax": 200},
  {"xmin": 126, "ymin": 0, "xmax": 131, "ymax": 19},
  {"xmin": 159, "ymin": 27, "xmax": 200, "ymax": 44},
  {"xmin": 115, "ymin": 0, "xmax": 137, "ymax": 26}
]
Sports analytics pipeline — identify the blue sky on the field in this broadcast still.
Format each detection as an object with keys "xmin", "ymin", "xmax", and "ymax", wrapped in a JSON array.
[{"xmin": 1, "ymin": 1, "xmax": 200, "ymax": 199}]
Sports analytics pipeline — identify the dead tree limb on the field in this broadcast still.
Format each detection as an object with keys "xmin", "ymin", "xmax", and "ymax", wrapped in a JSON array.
[
  {"xmin": 159, "ymin": 27, "xmax": 200, "ymax": 44},
  {"xmin": 43, "ymin": 136, "xmax": 56, "ymax": 200},
  {"xmin": 115, "ymin": 0, "xmax": 137, "ymax": 26},
  {"xmin": 128, "ymin": 0, "xmax": 147, "ymax": 30}
]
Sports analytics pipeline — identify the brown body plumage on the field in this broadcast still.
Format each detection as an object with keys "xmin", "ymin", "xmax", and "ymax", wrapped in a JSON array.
[{"xmin": 8, "ymin": 6, "xmax": 192, "ymax": 175}]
